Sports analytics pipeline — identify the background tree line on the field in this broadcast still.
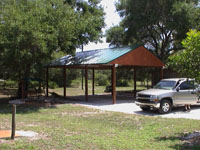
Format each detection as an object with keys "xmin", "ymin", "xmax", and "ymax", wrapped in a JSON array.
[
  {"xmin": 0, "ymin": 0, "xmax": 105, "ymax": 92},
  {"xmin": 1, "ymin": 0, "xmax": 200, "ymax": 93},
  {"xmin": 106, "ymin": 0, "xmax": 200, "ymax": 84}
]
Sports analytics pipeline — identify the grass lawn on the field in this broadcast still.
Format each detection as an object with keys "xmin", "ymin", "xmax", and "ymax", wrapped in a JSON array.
[{"xmin": 0, "ymin": 103, "xmax": 200, "ymax": 150}]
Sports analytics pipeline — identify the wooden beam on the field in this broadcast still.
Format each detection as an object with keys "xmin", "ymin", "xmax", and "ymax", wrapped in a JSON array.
[
  {"xmin": 92, "ymin": 68, "xmax": 95, "ymax": 95},
  {"xmin": 63, "ymin": 67, "xmax": 66, "ymax": 98},
  {"xmin": 112, "ymin": 65, "xmax": 116, "ymax": 104},
  {"xmin": 85, "ymin": 66, "xmax": 88, "ymax": 101},
  {"xmin": 46, "ymin": 67, "xmax": 49, "ymax": 97},
  {"xmin": 47, "ymin": 65, "xmax": 112, "ymax": 70},
  {"xmin": 134, "ymin": 67, "xmax": 137, "ymax": 98}
]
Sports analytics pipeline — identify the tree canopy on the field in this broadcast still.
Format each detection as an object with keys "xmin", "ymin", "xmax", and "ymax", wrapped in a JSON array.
[
  {"xmin": 0, "ymin": 0, "xmax": 105, "ymax": 81},
  {"xmin": 106, "ymin": 0, "xmax": 200, "ymax": 62},
  {"xmin": 168, "ymin": 30, "xmax": 200, "ymax": 82}
]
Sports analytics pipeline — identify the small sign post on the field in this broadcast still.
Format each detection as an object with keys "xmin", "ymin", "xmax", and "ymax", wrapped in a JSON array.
[
  {"xmin": 11, "ymin": 104, "xmax": 16, "ymax": 139},
  {"xmin": 9, "ymin": 100, "xmax": 25, "ymax": 140}
]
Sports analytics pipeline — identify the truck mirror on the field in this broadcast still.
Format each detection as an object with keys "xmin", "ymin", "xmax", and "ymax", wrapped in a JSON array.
[{"xmin": 176, "ymin": 87, "xmax": 180, "ymax": 92}]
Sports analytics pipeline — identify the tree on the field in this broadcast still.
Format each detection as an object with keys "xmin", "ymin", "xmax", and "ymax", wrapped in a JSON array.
[
  {"xmin": 106, "ymin": 25, "xmax": 126, "ymax": 47},
  {"xmin": 66, "ymin": 0, "xmax": 105, "ymax": 48},
  {"xmin": 0, "ymin": 0, "xmax": 105, "ymax": 96},
  {"xmin": 168, "ymin": 30, "xmax": 200, "ymax": 82},
  {"xmin": 106, "ymin": 0, "xmax": 200, "ymax": 62}
]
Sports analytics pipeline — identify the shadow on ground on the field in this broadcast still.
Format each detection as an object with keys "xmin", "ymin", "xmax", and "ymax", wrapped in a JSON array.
[
  {"xmin": 0, "ymin": 104, "xmax": 57, "ymax": 114},
  {"xmin": 0, "ymin": 96, "xmax": 59, "ymax": 114},
  {"xmin": 155, "ymin": 133, "xmax": 200, "ymax": 150},
  {"xmin": 65, "ymin": 94, "xmax": 134, "ymax": 106}
]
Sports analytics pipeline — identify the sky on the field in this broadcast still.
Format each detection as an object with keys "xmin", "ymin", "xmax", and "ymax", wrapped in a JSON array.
[{"xmin": 77, "ymin": 0, "xmax": 121, "ymax": 51}]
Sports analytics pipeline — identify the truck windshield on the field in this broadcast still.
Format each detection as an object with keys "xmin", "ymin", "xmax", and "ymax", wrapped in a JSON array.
[{"xmin": 153, "ymin": 81, "xmax": 176, "ymax": 90}]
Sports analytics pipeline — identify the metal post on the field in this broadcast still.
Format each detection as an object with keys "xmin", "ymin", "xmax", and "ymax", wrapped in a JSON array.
[{"xmin": 11, "ymin": 104, "xmax": 16, "ymax": 140}]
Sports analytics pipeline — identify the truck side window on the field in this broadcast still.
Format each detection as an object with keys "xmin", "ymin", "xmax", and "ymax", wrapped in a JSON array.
[{"xmin": 179, "ymin": 81, "xmax": 195, "ymax": 90}]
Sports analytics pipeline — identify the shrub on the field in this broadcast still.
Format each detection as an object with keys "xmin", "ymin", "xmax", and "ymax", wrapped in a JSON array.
[
  {"xmin": 97, "ymin": 74, "xmax": 109, "ymax": 86},
  {"xmin": 98, "ymin": 78, "xmax": 109, "ymax": 86},
  {"xmin": 71, "ymin": 80, "xmax": 80, "ymax": 88},
  {"xmin": 116, "ymin": 79, "xmax": 129, "ymax": 87},
  {"xmin": 48, "ymin": 81, "xmax": 58, "ymax": 89},
  {"xmin": 5, "ymin": 80, "xmax": 18, "ymax": 88}
]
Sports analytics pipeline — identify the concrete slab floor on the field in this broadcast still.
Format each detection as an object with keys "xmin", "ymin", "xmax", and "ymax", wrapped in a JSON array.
[{"xmin": 66, "ymin": 95, "xmax": 200, "ymax": 120}]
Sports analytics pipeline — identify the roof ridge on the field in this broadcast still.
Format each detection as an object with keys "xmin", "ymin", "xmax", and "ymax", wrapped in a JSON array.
[{"xmin": 76, "ymin": 45, "xmax": 135, "ymax": 53}]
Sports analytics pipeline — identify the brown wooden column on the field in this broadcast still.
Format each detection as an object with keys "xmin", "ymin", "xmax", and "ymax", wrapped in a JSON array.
[
  {"xmin": 85, "ymin": 66, "xmax": 88, "ymax": 101},
  {"xmin": 21, "ymin": 80, "xmax": 24, "ymax": 100},
  {"xmin": 63, "ymin": 67, "xmax": 66, "ymax": 98},
  {"xmin": 111, "ymin": 69, "xmax": 113, "ymax": 96},
  {"xmin": 151, "ymin": 70, "xmax": 154, "ymax": 88},
  {"xmin": 134, "ymin": 67, "xmax": 137, "ymax": 98},
  {"xmin": 46, "ymin": 67, "xmax": 49, "ymax": 97},
  {"xmin": 92, "ymin": 68, "xmax": 95, "ymax": 95},
  {"xmin": 160, "ymin": 67, "xmax": 163, "ymax": 80},
  {"xmin": 112, "ymin": 65, "xmax": 116, "ymax": 104}
]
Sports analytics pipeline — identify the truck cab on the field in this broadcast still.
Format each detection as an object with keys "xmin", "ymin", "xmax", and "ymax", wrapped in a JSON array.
[{"xmin": 135, "ymin": 78, "xmax": 200, "ymax": 114}]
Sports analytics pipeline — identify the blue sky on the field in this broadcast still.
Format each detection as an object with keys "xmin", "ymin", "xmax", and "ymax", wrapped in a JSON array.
[{"xmin": 78, "ymin": 0, "xmax": 121, "ymax": 51}]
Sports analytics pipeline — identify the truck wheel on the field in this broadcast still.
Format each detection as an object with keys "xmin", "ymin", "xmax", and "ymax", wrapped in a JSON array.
[
  {"xmin": 159, "ymin": 99, "xmax": 172, "ymax": 114},
  {"xmin": 140, "ymin": 106, "xmax": 150, "ymax": 111}
]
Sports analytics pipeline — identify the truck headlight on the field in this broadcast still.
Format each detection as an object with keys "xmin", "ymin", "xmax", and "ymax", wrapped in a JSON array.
[{"xmin": 150, "ymin": 95, "xmax": 159, "ymax": 102}]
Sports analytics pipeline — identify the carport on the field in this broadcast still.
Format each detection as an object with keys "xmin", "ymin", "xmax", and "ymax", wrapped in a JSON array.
[{"xmin": 45, "ymin": 45, "xmax": 164, "ymax": 104}]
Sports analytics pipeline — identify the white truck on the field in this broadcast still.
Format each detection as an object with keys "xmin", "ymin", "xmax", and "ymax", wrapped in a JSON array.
[{"xmin": 135, "ymin": 78, "xmax": 200, "ymax": 114}]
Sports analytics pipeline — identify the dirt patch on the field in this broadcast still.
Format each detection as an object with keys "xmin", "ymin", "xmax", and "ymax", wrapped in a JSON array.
[{"xmin": 0, "ymin": 130, "xmax": 20, "ymax": 139}]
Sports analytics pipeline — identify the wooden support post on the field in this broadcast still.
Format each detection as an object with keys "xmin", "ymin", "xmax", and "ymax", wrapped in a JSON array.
[
  {"xmin": 85, "ymin": 66, "xmax": 88, "ymax": 101},
  {"xmin": 81, "ymin": 70, "xmax": 84, "ymax": 90},
  {"xmin": 81, "ymin": 44, "xmax": 84, "ymax": 90},
  {"xmin": 112, "ymin": 65, "xmax": 116, "ymax": 104},
  {"xmin": 92, "ymin": 68, "xmax": 95, "ymax": 95},
  {"xmin": 151, "ymin": 70, "xmax": 154, "ymax": 88},
  {"xmin": 63, "ymin": 67, "xmax": 66, "ymax": 98},
  {"xmin": 160, "ymin": 67, "xmax": 163, "ymax": 80},
  {"xmin": 21, "ymin": 80, "xmax": 24, "ymax": 100},
  {"xmin": 46, "ymin": 67, "xmax": 49, "ymax": 97},
  {"xmin": 11, "ymin": 104, "xmax": 16, "ymax": 140},
  {"xmin": 111, "ymin": 69, "xmax": 113, "ymax": 96},
  {"xmin": 134, "ymin": 67, "xmax": 137, "ymax": 98}
]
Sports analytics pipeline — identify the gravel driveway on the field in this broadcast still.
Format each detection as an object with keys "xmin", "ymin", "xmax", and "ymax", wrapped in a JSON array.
[{"xmin": 78, "ymin": 99, "xmax": 200, "ymax": 120}]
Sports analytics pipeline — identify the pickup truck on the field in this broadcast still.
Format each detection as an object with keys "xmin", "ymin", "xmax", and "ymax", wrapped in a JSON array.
[{"xmin": 135, "ymin": 78, "xmax": 200, "ymax": 114}]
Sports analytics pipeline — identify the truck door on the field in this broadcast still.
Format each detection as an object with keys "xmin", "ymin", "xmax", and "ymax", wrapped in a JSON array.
[{"xmin": 173, "ymin": 81, "xmax": 198, "ymax": 105}]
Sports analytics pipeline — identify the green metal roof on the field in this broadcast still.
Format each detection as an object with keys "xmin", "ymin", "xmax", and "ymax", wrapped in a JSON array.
[{"xmin": 47, "ymin": 45, "xmax": 140, "ymax": 67}]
